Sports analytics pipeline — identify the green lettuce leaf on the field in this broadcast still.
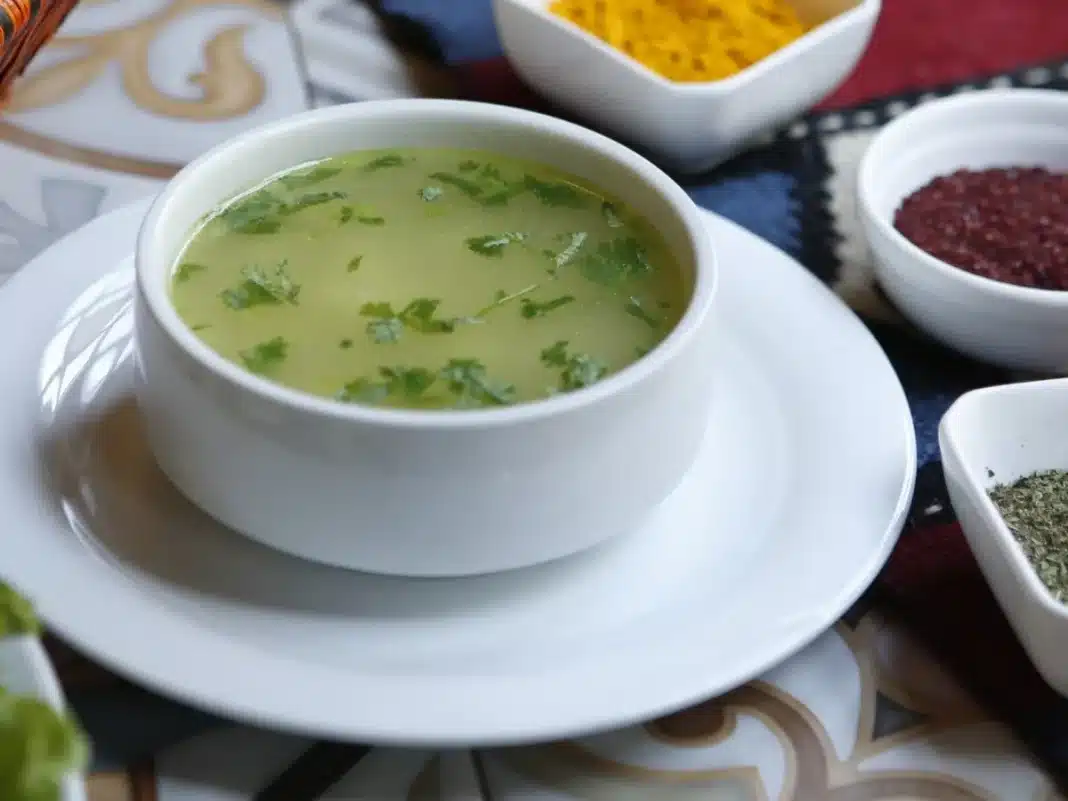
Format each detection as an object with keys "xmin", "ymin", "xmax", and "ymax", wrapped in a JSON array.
[
  {"xmin": 0, "ymin": 690, "xmax": 88, "ymax": 801},
  {"xmin": 0, "ymin": 584, "xmax": 39, "ymax": 638},
  {"xmin": 0, "ymin": 582, "xmax": 89, "ymax": 801}
]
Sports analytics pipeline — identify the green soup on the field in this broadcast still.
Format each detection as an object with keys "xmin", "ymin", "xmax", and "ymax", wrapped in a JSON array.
[{"xmin": 170, "ymin": 148, "xmax": 687, "ymax": 410}]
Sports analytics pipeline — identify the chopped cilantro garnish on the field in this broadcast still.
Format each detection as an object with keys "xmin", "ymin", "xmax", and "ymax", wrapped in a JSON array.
[
  {"xmin": 520, "ymin": 295, "xmax": 575, "ymax": 318},
  {"xmin": 420, "ymin": 186, "xmax": 443, "ymax": 202},
  {"xmin": 561, "ymin": 353, "xmax": 607, "ymax": 390},
  {"xmin": 340, "ymin": 339, "xmax": 354, "ymax": 349},
  {"xmin": 357, "ymin": 215, "xmax": 386, "ymax": 226},
  {"xmin": 218, "ymin": 190, "xmax": 281, "ymax": 234},
  {"xmin": 540, "ymin": 340, "xmax": 570, "ymax": 368},
  {"xmin": 440, "ymin": 358, "xmax": 516, "ymax": 407},
  {"xmin": 579, "ymin": 236, "xmax": 652, "ymax": 285},
  {"xmin": 539, "ymin": 341, "xmax": 608, "ymax": 390},
  {"xmin": 361, "ymin": 298, "xmax": 457, "ymax": 343},
  {"xmin": 174, "ymin": 262, "xmax": 207, "ymax": 283},
  {"xmin": 473, "ymin": 284, "xmax": 539, "ymax": 318},
  {"xmin": 479, "ymin": 184, "xmax": 527, "ymax": 207},
  {"xmin": 601, "ymin": 201, "xmax": 625, "ymax": 228},
  {"xmin": 337, "ymin": 377, "xmax": 390, "ymax": 405},
  {"xmin": 239, "ymin": 336, "xmax": 289, "ymax": 374},
  {"xmin": 458, "ymin": 160, "xmax": 480, "ymax": 172},
  {"xmin": 221, "ymin": 262, "xmax": 300, "ymax": 309},
  {"xmin": 279, "ymin": 164, "xmax": 341, "ymax": 191},
  {"xmin": 364, "ymin": 153, "xmax": 407, "ymax": 171},
  {"xmin": 347, "ymin": 255, "xmax": 363, "ymax": 272},
  {"xmin": 339, "ymin": 205, "xmax": 354, "ymax": 224},
  {"xmin": 430, "ymin": 167, "xmax": 526, "ymax": 207},
  {"xmin": 401, "ymin": 298, "xmax": 457, "ymax": 333},
  {"xmin": 361, "ymin": 303, "xmax": 404, "ymax": 343},
  {"xmin": 337, "ymin": 366, "xmax": 435, "ymax": 405},
  {"xmin": 466, "ymin": 232, "xmax": 527, "ymax": 258},
  {"xmin": 429, "ymin": 171, "xmax": 484, "ymax": 199},
  {"xmin": 191, "ymin": 323, "xmax": 211, "ymax": 332},
  {"xmin": 217, "ymin": 185, "xmax": 345, "ymax": 233},
  {"xmin": 281, "ymin": 191, "xmax": 347, "ymax": 216},
  {"xmin": 549, "ymin": 232, "xmax": 588, "ymax": 273},
  {"xmin": 624, "ymin": 296, "xmax": 661, "ymax": 328},
  {"xmin": 523, "ymin": 175, "xmax": 588, "ymax": 208}
]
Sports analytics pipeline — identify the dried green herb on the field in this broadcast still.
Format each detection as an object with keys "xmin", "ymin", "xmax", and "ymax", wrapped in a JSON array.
[{"xmin": 989, "ymin": 469, "xmax": 1068, "ymax": 601}]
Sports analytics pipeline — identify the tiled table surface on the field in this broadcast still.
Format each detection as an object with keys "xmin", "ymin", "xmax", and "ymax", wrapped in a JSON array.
[{"xmin": 1, "ymin": 1, "xmax": 1061, "ymax": 798}]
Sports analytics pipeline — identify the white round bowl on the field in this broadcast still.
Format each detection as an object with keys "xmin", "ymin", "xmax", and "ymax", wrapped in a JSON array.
[
  {"xmin": 134, "ymin": 99, "xmax": 717, "ymax": 577},
  {"xmin": 858, "ymin": 89, "xmax": 1068, "ymax": 373}
]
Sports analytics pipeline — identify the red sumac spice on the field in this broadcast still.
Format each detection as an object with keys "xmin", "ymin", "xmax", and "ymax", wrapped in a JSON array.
[{"xmin": 894, "ymin": 167, "xmax": 1068, "ymax": 290}]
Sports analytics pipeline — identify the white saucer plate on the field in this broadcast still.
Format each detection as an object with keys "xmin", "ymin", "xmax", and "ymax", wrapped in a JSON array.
[
  {"xmin": 0, "ymin": 198, "xmax": 915, "ymax": 746},
  {"xmin": 0, "ymin": 635, "xmax": 87, "ymax": 801}
]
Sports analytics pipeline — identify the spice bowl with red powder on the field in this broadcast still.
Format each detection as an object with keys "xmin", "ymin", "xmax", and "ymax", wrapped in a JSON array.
[{"xmin": 858, "ymin": 89, "xmax": 1068, "ymax": 373}]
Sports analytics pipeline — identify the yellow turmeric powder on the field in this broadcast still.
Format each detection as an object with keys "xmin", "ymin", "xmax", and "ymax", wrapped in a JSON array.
[{"xmin": 549, "ymin": 0, "xmax": 811, "ymax": 83}]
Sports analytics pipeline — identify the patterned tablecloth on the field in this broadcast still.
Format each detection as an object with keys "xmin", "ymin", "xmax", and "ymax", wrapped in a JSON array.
[{"xmin": 0, "ymin": 1, "xmax": 1064, "ymax": 799}]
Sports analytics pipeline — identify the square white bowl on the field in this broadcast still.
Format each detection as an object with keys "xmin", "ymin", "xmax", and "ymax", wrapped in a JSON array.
[
  {"xmin": 492, "ymin": 0, "xmax": 880, "ymax": 173},
  {"xmin": 940, "ymin": 378, "xmax": 1068, "ymax": 695}
]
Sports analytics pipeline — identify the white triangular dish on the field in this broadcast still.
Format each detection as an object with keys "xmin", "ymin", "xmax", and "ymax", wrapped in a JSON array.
[{"xmin": 0, "ymin": 198, "xmax": 915, "ymax": 746}]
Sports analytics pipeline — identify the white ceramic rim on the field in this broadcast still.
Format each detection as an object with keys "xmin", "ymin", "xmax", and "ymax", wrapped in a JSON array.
[
  {"xmin": 858, "ymin": 88, "xmax": 1068, "ymax": 308},
  {"xmin": 494, "ymin": 0, "xmax": 881, "ymax": 95},
  {"xmin": 136, "ymin": 99, "xmax": 717, "ymax": 431},
  {"xmin": 941, "ymin": 379, "xmax": 1068, "ymax": 621}
]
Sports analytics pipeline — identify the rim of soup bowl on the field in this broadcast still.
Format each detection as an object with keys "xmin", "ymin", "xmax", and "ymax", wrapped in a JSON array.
[{"xmin": 136, "ymin": 99, "xmax": 717, "ymax": 431}]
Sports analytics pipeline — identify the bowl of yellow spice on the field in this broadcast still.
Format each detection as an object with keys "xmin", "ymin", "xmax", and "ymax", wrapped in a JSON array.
[{"xmin": 493, "ymin": 0, "xmax": 880, "ymax": 172}]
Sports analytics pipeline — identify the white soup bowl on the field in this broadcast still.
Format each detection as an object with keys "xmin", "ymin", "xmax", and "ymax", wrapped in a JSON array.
[{"xmin": 134, "ymin": 99, "xmax": 717, "ymax": 577}]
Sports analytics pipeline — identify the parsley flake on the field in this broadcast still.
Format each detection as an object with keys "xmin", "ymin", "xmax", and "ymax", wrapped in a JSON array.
[
  {"xmin": 458, "ymin": 160, "xmax": 480, "ymax": 172},
  {"xmin": 347, "ymin": 255, "xmax": 363, "ymax": 272},
  {"xmin": 340, "ymin": 338, "xmax": 354, "ymax": 349},
  {"xmin": 360, "ymin": 303, "xmax": 405, "ymax": 344},
  {"xmin": 540, "ymin": 341, "xmax": 608, "ymax": 390},
  {"xmin": 466, "ymin": 232, "xmax": 527, "ymax": 258},
  {"xmin": 561, "ymin": 353, "xmax": 608, "ymax": 390},
  {"xmin": 337, "ymin": 366, "xmax": 436, "ymax": 405},
  {"xmin": 221, "ymin": 262, "xmax": 300, "ymax": 309},
  {"xmin": 174, "ymin": 262, "xmax": 207, "ymax": 283},
  {"xmin": 357, "ymin": 215, "xmax": 386, "ymax": 226},
  {"xmin": 579, "ymin": 237, "xmax": 653, "ymax": 286},
  {"xmin": 218, "ymin": 190, "xmax": 281, "ymax": 234},
  {"xmin": 601, "ymin": 201, "xmax": 625, "ymax": 228},
  {"xmin": 523, "ymin": 175, "xmax": 588, "ymax": 208},
  {"xmin": 440, "ymin": 358, "xmax": 516, "ymax": 407},
  {"xmin": 473, "ymin": 283, "xmax": 539, "ymax": 318},
  {"xmin": 280, "ymin": 191, "xmax": 347, "ymax": 216},
  {"xmin": 624, "ymin": 296, "xmax": 661, "ymax": 328},
  {"xmin": 520, "ymin": 295, "xmax": 575, "ymax": 318},
  {"xmin": 279, "ymin": 164, "xmax": 341, "ymax": 191},
  {"xmin": 337, "ymin": 378, "xmax": 390, "ymax": 405},
  {"xmin": 429, "ymin": 171, "xmax": 484, "ymax": 199},
  {"xmin": 339, "ymin": 206, "xmax": 354, "ymax": 224},
  {"xmin": 540, "ymin": 340, "xmax": 570, "ymax": 368},
  {"xmin": 360, "ymin": 298, "xmax": 458, "ymax": 343},
  {"xmin": 239, "ymin": 336, "xmax": 289, "ymax": 373},
  {"xmin": 364, "ymin": 153, "xmax": 407, "ymax": 171},
  {"xmin": 549, "ymin": 232, "xmax": 588, "ymax": 273}
]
